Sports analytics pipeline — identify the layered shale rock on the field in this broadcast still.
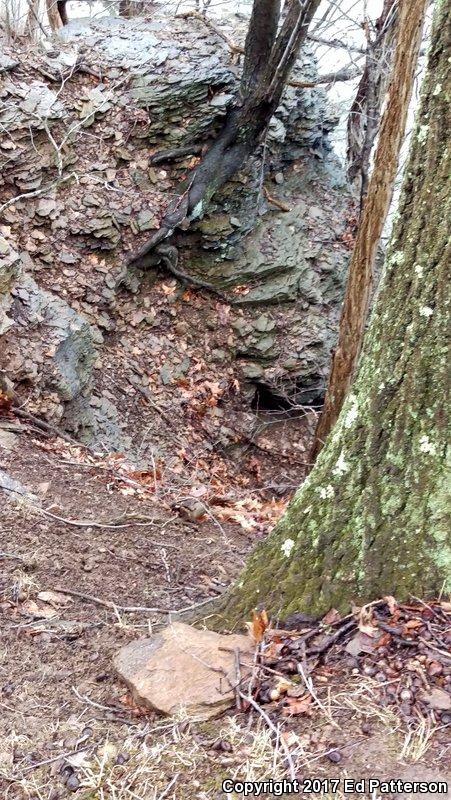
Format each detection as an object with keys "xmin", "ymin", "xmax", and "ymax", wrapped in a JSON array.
[{"xmin": 0, "ymin": 10, "xmax": 351, "ymax": 441}]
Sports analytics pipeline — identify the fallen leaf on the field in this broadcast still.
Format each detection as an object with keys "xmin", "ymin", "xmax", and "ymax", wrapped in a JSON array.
[
  {"xmin": 427, "ymin": 660, "xmax": 443, "ymax": 677},
  {"xmin": 37, "ymin": 590, "xmax": 72, "ymax": 608},
  {"xmin": 20, "ymin": 599, "xmax": 57, "ymax": 619},
  {"xmin": 357, "ymin": 606, "xmax": 378, "ymax": 637},
  {"xmin": 247, "ymin": 609, "xmax": 269, "ymax": 643},
  {"xmin": 282, "ymin": 694, "xmax": 312, "ymax": 716},
  {"xmin": 384, "ymin": 595, "xmax": 398, "ymax": 614},
  {"xmin": 322, "ymin": 608, "xmax": 341, "ymax": 625},
  {"xmin": 345, "ymin": 632, "xmax": 377, "ymax": 657},
  {"xmin": 403, "ymin": 619, "xmax": 423, "ymax": 631},
  {"xmin": 65, "ymin": 751, "xmax": 90, "ymax": 768}
]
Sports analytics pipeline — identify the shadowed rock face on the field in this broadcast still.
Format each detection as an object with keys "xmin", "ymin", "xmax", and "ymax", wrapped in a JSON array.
[{"xmin": 0, "ymin": 11, "xmax": 351, "ymax": 443}]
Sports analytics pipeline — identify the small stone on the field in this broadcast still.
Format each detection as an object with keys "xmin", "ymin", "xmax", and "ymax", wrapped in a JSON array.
[
  {"xmin": 66, "ymin": 773, "xmax": 80, "ymax": 791},
  {"xmin": 212, "ymin": 739, "xmax": 233, "ymax": 752},
  {"xmin": 327, "ymin": 750, "xmax": 341, "ymax": 763},
  {"xmin": 274, "ymin": 172, "xmax": 284, "ymax": 185},
  {"xmin": 36, "ymin": 198, "xmax": 57, "ymax": 217},
  {"xmin": 136, "ymin": 210, "xmax": 159, "ymax": 231}
]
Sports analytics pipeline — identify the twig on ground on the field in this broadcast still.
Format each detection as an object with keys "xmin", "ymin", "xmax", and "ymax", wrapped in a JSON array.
[
  {"xmin": 304, "ymin": 619, "xmax": 356, "ymax": 654},
  {"xmin": 32, "ymin": 505, "xmax": 178, "ymax": 540},
  {"xmin": 263, "ymin": 187, "xmax": 291, "ymax": 212},
  {"xmin": 51, "ymin": 587, "xmax": 173, "ymax": 614},
  {"xmin": 418, "ymin": 638, "xmax": 451, "ymax": 661},
  {"xmin": 236, "ymin": 688, "xmax": 297, "ymax": 780},
  {"xmin": 0, "ymin": 552, "xmax": 26, "ymax": 561},
  {"xmin": 157, "ymin": 773, "xmax": 180, "ymax": 800},
  {"xmin": 51, "ymin": 586, "xmax": 217, "ymax": 617},
  {"xmin": 12, "ymin": 407, "xmax": 93, "ymax": 451},
  {"xmin": 72, "ymin": 686, "xmax": 126, "ymax": 713},
  {"xmin": 297, "ymin": 660, "xmax": 338, "ymax": 726},
  {"xmin": 18, "ymin": 745, "xmax": 92, "ymax": 775},
  {"xmin": 410, "ymin": 595, "xmax": 447, "ymax": 622}
]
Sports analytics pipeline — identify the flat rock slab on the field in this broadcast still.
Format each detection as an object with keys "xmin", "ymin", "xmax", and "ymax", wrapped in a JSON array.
[{"xmin": 114, "ymin": 621, "xmax": 253, "ymax": 720}]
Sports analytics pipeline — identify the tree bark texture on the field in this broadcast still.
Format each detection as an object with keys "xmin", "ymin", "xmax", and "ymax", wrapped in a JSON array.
[
  {"xmin": 202, "ymin": 0, "xmax": 450, "ymax": 628},
  {"xmin": 347, "ymin": 0, "xmax": 398, "ymax": 205},
  {"xmin": 312, "ymin": 0, "xmax": 429, "ymax": 460}
]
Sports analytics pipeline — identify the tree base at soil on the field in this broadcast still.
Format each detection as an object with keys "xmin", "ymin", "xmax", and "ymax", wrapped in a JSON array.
[{"xmin": 200, "ymin": 1, "xmax": 450, "ymax": 631}]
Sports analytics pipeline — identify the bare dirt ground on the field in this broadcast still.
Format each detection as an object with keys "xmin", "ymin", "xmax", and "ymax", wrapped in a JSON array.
[{"xmin": 1, "ymin": 422, "xmax": 450, "ymax": 799}]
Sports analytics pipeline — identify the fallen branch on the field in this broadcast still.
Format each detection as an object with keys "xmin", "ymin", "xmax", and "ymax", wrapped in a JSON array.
[
  {"xmin": 263, "ymin": 186, "xmax": 291, "ymax": 212},
  {"xmin": 156, "ymin": 774, "xmax": 180, "ymax": 800},
  {"xmin": 52, "ymin": 587, "xmax": 174, "ymax": 614},
  {"xmin": 12, "ymin": 406, "xmax": 92, "ymax": 450},
  {"xmin": 0, "ymin": 551, "xmax": 26, "ymax": 561},
  {"xmin": 72, "ymin": 686, "xmax": 126, "ymax": 714},
  {"xmin": 51, "ymin": 586, "xmax": 218, "ymax": 617},
  {"xmin": 33, "ymin": 505, "xmax": 177, "ymax": 537},
  {"xmin": 307, "ymin": 619, "xmax": 356, "ymax": 654}
]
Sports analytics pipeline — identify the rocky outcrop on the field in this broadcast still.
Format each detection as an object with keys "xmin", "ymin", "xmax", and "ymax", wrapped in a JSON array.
[
  {"xmin": 0, "ymin": 236, "xmax": 97, "ymax": 425},
  {"xmin": 0, "ymin": 11, "xmax": 351, "ymax": 441}
]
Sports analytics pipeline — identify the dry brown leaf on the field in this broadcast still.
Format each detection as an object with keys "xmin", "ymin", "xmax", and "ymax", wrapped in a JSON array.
[
  {"xmin": 37, "ymin": 590, "xmax": 72, "ymax": 608},
  {"xmin": 403, "ymin": 619, "xmax": 423, "ymax": 631},
  {"xmin": 322, "ymin": 608, "xmax": 341, "ymax": 625},
  {"xmin": 383, "ymin": 595, "xmax": 398, "ymax": 614},
  {"xmin": 20, "ymin": 599, "xmax": 57, "ymax": 619},
  {"xmin": 282, "ymin": 694, "xmax": 312, "ymax": 717},
  {"xmin": 357, "ymin": 605, "xmax": 378, "ymax": 637},
  {"xmin": 247, "ymin": 609, "xmax": 269, "ymax": 643}
]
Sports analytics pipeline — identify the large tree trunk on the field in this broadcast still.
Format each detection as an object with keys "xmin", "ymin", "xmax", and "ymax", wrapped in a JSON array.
[
  {"xmin": 203, "ymin": 0, "xmax": 450, "ymax": 628},
  {"xmin": 311, "ymin": 0, "xmax": 428, "ymax": 460}
]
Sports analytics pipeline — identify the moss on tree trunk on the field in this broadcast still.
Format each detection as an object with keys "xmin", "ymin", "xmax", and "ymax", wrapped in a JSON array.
[{"xmin": 203, "ymin": 0, "xmax": 451, "ymax": 629}]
